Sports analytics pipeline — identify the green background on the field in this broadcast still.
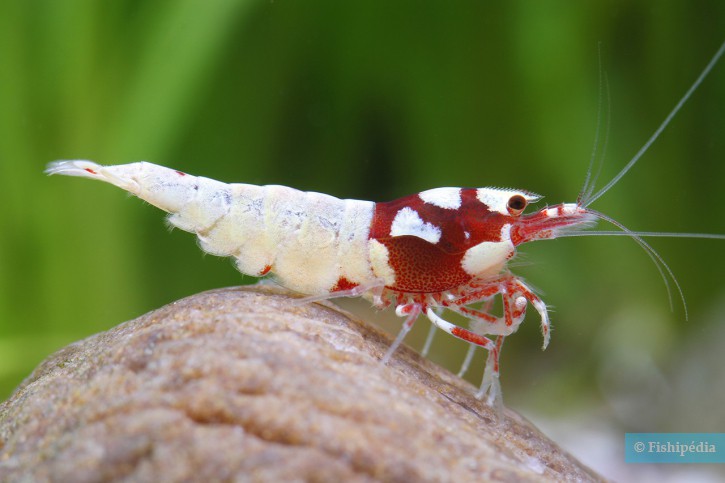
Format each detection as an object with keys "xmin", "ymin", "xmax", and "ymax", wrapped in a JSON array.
[{"xmin": 1, "ymin": 0, "xmax": 724, "ymax": 442}]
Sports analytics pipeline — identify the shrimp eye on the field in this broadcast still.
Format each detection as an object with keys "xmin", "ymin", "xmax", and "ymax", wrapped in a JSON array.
[{"xmin": 507, "ymin": 194, "xmax": 527, "ymax": 215}]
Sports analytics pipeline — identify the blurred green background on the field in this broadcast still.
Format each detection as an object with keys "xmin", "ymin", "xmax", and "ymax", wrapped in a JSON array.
[{"xmin": 1, "ymin": 0, "xmax": 724, "ymax": 471}]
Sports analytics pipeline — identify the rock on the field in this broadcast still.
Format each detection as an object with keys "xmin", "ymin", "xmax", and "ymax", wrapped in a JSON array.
[{"xmin": 0, "ymin": 286, "xmax": 602, "ymax": 482}]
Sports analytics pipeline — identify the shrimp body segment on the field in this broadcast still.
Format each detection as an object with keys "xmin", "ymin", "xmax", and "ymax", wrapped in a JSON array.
[{"xmin": 46, "ymin": 160, "xmax": 597, "ymax": 406}]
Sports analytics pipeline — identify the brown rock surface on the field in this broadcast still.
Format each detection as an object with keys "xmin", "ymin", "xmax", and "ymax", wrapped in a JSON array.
[{"xmin": 0, "ymin": 286, "xmax": 602, "ymax": 482}]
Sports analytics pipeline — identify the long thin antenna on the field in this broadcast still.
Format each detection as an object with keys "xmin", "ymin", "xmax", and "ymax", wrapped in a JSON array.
[
  {"xmin": 582, "ymin": 73, "xmax": 611, "ymax": 203},
  {"xmin": 557, "ymin": 230, "xmax": 725, "ymax": 240},
  {"xmin": 585, "ymin": 39, "xmax": 725, "ymax": 207},
  {"xmin": 579, "ymin": 42, "xmax": 605, "ymax": 204},
  {"xmin": 583, "ymin": 208, "xmax": 686, "ymax": 318}
]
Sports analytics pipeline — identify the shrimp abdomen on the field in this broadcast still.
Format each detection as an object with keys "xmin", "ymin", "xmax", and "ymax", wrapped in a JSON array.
[{"xmin": 47, "ymin": 161, "xmax": 381, "ymax": 296}]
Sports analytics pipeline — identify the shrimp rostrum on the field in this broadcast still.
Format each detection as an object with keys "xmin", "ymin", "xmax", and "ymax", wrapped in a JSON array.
[{"xmin": 46, "ymin": 39, "xmax": 725, "ymax": 408}]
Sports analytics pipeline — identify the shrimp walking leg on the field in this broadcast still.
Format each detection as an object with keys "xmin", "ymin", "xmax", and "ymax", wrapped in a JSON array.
[
  {"xmin": 382, "ymin": 303, "xmax": 423, "ymax": 364},
  {"xmin": 477, "ymin": 335, "xmax": 505, "ymax": 409},
  {"xmin": 455, "ymin": 298, "xmax": 496, "ymax": 377}
]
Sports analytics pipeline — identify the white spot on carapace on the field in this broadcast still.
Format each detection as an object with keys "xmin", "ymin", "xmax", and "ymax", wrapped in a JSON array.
[
  {"xmin": 390, "ymin": 207, "xmax": 442, "ymax": 244},
  {"xmin": 476, "ymin": 188, "xmax": 540, "ymax": 216},
  {"xmin": 419, "ymin": 187, "xmax": 462, "ymax": 209},
  {"xmin": 369, "ymin": 239, "xmax": 396, "ymax": 285},
  {"xmin": 460, "ymin": 224, "xmax": 514, "ymax": 277}
]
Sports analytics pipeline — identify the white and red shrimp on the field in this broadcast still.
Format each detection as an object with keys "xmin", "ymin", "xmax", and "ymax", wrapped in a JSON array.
[{"xmin": 45, "ymin": 39, "xmax": 725, "ymax": 409}]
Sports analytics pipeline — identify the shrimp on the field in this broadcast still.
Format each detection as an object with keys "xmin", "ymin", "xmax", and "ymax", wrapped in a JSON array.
[{"xmin": 46, "ymin": 39, "xmax": 725, "ymax": 409}]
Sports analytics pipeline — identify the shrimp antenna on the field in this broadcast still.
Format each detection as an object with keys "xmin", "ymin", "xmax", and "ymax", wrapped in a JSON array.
[
  {"xmin": 556, "ymin": 231, "xmax": 725, "ymax": 240},
  {"xmin": 580, "ymin": 208, "xmax": 686, "ymax": 318},
  {"xmin": 579, "ymin": 43, "xmax": 612, "ymax": 204},
  {"xmin": 557, "ymin": 226, "xmax": 725, "ymax": 317},
  {"xmin": 584, "ymin": 39, "xmax": 725, "ymax": 207}
]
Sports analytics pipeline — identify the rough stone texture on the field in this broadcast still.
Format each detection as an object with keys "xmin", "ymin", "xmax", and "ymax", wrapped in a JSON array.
[{"xmin": 0, "ymin": 286, "xmax": 602, "ymax": 482}]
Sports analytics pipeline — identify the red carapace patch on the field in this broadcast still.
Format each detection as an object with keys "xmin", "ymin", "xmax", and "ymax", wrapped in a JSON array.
[
  {"xmin": 371, "ymin": 189, "xmax": 510, "ymax": 253},
  {"xmin": 259, "ymin": 265, "xmax": 272, "ymax": 276},
  {"xmin": 380, "ymin": 236, "xmax": 472, "ymax": 293},
  {"xmin": 369, "ymin": 188, "xmax": 513, "ymax": 293},
  {"xmin": 175, "ymin": 170, "xmax": 186, "ymax": 176},
  {"xmin": 84, "ymin": 168, "xmax": 98, "ymax": 175}
]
